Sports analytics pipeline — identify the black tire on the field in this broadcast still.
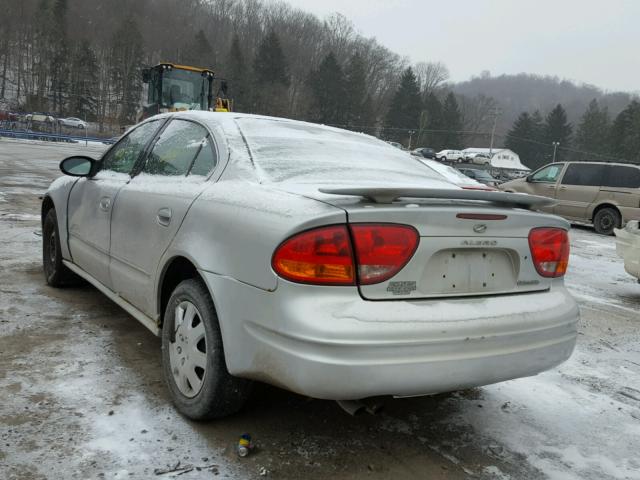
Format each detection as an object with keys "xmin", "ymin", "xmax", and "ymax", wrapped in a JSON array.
[
  {"xmin": 593, "ymin": 207, "xmax": 621, "ymax": 235},
  {"xmin": 440, "ymin": 156, "xmax": 447, "ymax": 162},
  {"xmin": 43, "ymin": 208, "xmax": 80, "ymax": 287},
  {"xmin": 162, "ymin": 278, "xmax": 252, "ymax": 420}
]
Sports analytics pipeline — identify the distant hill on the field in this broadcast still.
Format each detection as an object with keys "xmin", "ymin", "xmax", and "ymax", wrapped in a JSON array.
[{"xmin": 453, "ymin": 73, "xmax": 637, "ymax": 139}]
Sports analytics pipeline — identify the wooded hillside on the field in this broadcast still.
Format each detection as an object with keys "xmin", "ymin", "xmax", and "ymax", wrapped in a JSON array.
[{"xmin": 1, "ymin": 0, "xmax": 638, "ymax": 165}]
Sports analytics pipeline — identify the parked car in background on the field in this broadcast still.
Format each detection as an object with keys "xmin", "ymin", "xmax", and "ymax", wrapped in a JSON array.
[
  {"xmin": 42, "ymin": 112, "xmax": 578, "ymax": 420},
  {"xmin": 458, "ymin": 167, "xmax": 500, "ymax": 187},
  {"xmin": 615, "ymin": 221, "xmax": 640, "ymax": 282},
  {"xmin": 26, "ymin": 112, "xmax": 55, "ymax": 124},
  {"xmin": 386, "ymin": 141, "xmax": 405, "ymax": 150},
  {"xmin": 470, "ymin": 153, "xmax": 492, "ymax": 165},
  {"xmin": 436, "ymin": 149, "xmax": 464, "ymax": 162},
  {"xmin": 59, "ymin": 117, "xmax": 87, "ymax": 129},
  {"xmin": 415, "ymin": 158, "xmax": 494, "ymax": 190},
  {"xmin": 412, "ymin": 147, "xmax": 436, "ymax": 159},
  {"xmin": 500, "ymin": 161, "xmax": 640, "ymax": 235}
]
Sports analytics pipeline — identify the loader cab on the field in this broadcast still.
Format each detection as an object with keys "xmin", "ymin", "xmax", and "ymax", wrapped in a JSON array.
[{"xmin": 140, "ymin": 63, "xmax": 230, "ymax": 121}]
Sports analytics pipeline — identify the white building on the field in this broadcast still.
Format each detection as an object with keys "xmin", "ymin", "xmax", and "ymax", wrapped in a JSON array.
[{"xmin": 462, "ymin": 148, "xmax": 530, "ymax": 171}]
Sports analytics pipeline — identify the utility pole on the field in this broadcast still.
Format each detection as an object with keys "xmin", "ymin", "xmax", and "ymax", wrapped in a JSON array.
[
  {"xmin": 408, "ymin": 130, "xmax": 415, "ymax": 150},
  {"xmin": 488, "ymin": 107, "xmax": 502, "ymax": 156},
  {"xmin": 552, "ymin": 141, "xmax": 560, "ymax": 162}
]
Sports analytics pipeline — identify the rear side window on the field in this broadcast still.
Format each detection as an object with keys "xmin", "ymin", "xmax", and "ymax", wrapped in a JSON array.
[
  {"xmin": 101, "ymin": 120, "xmax": 160, "ymax": 174},
  {"xmin": 561, "ymin": 164, "xmax": 608, "ymax": 186},
  {"xmin": 142, "ymin": 120, "xmax": 216, "ymax": 176},
  {"xmin": 603, "ymin": 166, "xmax": 640, "ymax": 188}
]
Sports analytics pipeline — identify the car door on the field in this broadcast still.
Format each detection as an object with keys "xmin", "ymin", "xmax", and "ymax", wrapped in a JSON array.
[
  {"xmin": 516, "ymin": 163, "xmax": 565, "ymax": 213},
  {"xmin": 109, "ymin": 118, "xmax": 218, "ymax": 316},
  {"xmin": 554, "ymin": 163, "xmax": 605, "ymax": 220},
  {"xmin": 66, "ymin": 119, "xmax": 163, "ymax": 287}
]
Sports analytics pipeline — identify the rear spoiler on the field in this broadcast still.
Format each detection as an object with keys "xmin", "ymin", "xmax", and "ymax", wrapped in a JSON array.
[{"xmin": 318, "ymin": 187, "xmax": 555, "ymax": 210}]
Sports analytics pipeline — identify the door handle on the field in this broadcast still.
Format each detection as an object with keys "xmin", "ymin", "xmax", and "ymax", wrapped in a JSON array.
[
  {"xmin": 99, "ymin": 197, "xmax": 111, "ymax": 211},
  {"xmin": 157, "ymin": 208, "xmax": 172, "ymax": 226}
]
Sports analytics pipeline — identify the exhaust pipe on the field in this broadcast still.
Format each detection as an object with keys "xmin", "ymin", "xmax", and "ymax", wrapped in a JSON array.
[
  {"xmin": 336, "ymin": 400, "xmax": 366, "ymax": 416},
  {"xmin": 336, "ymin": 399, "xmax": 385, "ymax": 416}
]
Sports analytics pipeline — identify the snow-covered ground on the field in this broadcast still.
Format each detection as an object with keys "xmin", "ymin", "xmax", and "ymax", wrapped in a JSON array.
[{"xmin": 1, "ymin": 139, "xmax": 639, "ymax": 480}]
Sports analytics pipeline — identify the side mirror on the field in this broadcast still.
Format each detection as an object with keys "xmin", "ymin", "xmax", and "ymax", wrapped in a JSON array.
[
  {"xmin": 525, "ymin": 175, "xmax": 532, "ymax": 182},
  {"xmin": 60, "ymin": 156, "xmax": 94, "ymax": 177},
  {"xmin": 142, "ymin": 68, "xmax": 151, "ymax": 83}
]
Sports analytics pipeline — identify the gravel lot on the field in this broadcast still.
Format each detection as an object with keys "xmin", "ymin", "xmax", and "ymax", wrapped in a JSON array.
[{"xmin": 1, "ymin": 138, "xmax": 639, "ymax": 480}]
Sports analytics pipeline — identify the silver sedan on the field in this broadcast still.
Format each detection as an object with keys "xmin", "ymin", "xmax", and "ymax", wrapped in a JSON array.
[{"xmin": 42, "ymin": 112, "xmax": 579, "ymax": 420}]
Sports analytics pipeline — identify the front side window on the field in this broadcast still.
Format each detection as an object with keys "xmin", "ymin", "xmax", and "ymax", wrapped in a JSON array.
[
  {"xmin": 101, "ymin": 120, "xmax": 161, "ymax": 174},
  {"xmin": 142, "ymin": 120, "xmax": 214, "ymax": 176},
  {"xmin": 531, "ymin": 164, "xmax": 563, "ymax": 183}
]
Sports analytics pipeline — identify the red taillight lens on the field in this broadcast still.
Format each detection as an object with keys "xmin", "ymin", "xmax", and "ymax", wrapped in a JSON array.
[
  {"xmin": 272, "ymin": 223, "xmax": 419, "ymax": 286},
  {"xmin": 272, "ymin": 225, "xmax": 355, "ymax": 285},
  {"xmin": 528, "ymin": 227, "xmax": 570, "ymax": 278},
  {"xmin": 350, "ymin": 224, "xmax": 419, "ymax": 285}
]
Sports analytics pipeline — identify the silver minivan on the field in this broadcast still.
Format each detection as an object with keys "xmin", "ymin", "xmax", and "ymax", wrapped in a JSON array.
[{"xmin": 501, "ymin": 161, "xmax": 640, "ymax": 234}]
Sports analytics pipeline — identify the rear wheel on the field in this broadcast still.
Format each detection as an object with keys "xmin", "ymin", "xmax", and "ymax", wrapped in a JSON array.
[
  {"xmin": 593, "ymin": 207, "xmax": 621, "ymax": 235},
  {"xmin": 43, "ymin": 208, "xmax": 80, "ymax": 287},
  {"xmin": 162, "ymin": 278, "xmax": 252, "ymax": 420}
]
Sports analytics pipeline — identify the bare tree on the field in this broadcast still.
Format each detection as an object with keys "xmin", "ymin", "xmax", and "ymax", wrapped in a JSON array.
[{"xmin": 415, "ymin": 61, "xmax": 449, "ymax": 97}]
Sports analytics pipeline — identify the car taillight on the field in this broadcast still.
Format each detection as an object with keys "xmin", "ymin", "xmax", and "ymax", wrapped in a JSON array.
[
  {"xmin": 272, "ymin": 225, "xmax": 355, "ymax": 285},
  {"xmin": 272, "ymin": 224, "xmax": 419, "ymax": 286},
  {"xmin": 350, "ymin": 224, "xmax": 419, "ymax": 285},
  {"xmin": 528, "ymin": 227, "xmax": 569, "ymax": 278}
]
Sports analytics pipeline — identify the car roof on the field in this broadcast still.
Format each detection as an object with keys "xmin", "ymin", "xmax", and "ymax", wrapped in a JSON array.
[{"xmin": 565, "ymin": 161, "xmax": 640, "ymax": 168}]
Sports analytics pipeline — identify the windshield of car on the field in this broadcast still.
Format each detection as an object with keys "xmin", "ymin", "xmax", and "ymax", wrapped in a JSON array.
[
  {"xmin": 470, "ymin": 170, "xmax": 494, "ymax": 180},
  {"xmin": 161, "ymin": 69, "xmax": 208, "ymax": 110},
  {"xmin": 237, "ymin": 118, "xmax": 446, "ymax": 184}
]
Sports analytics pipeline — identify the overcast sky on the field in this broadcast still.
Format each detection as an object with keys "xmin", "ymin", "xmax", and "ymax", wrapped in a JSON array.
[{"xmin": 278, "ymin": 0, "xmax": 639, "ymax": 93}]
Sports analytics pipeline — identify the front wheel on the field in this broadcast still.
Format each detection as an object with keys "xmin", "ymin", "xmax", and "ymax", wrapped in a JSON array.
[
  {"xmin": 43, "ymin": 208, "xmax": 80, "ymax": 287},
  {"xmin": 593, "ymin": 207, "xmax": 621, "ymax": 235},
  {"xmin": 162, "ymin": 279, "xmax": 252, "ymax": 420}
]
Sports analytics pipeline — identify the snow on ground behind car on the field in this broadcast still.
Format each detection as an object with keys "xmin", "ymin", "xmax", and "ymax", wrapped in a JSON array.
[{"xmin": 1, "ymin": 140, "xmax": 639, "ymax": 479}]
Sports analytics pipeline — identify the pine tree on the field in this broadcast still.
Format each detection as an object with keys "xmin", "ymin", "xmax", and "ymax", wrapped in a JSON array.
[
  {"xmin": 418, "ymin": 92, "xmax": 443, "ymax": 149},
  {"xmin": 543, "ymin": 104, "xmax": 572, "ymax": 162},
  {"xmin": 111, "ymin": 18, "xmax": 144, "ymax": 124},
  {"xmin": 252, "ymin": 30, "xmax": 289, "ymax": 116},
  {"xmin": 609, "ymin": 100, "xmax": 640, "ymax": 163},
  {"xmin": 343, "ymin": 53, "xmax": 367, "ymax": 129},
  {"xmin": 384, "ymin": 67, "xmax": 421, "ymax": 145},
  {"xmin": 307, "ymin": 51, "xmax": 345, "ymax": 125},
  {"xmin": 506, "ymin": 112, "xmax": 538, "ymax": 169},
  {"xmin": 575, "ymin": 99, "xmax": 610, "ymax": 159},
  {"xmin": 68, "ymin": 43, "xmax": 98, "ymax": 120},
  {"xmin": 226, "ymin": 34, "xmax": 248, "ymax": 112},
  {"xmin": 440, "ymin": 92, "xmax": 463, "ymax": 148},
  {"xmin": 49, "ymin": 0, "xmax": 69, "ymax": 115},
  {"xmin": 182, "ymin": 30, "xmax": 214, "ymax": 68}
]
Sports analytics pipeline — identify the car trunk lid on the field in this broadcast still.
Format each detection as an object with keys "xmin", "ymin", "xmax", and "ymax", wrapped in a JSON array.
[{"xmin": 304, "ymin": 186, "xmax": 565, "ymax": 300}]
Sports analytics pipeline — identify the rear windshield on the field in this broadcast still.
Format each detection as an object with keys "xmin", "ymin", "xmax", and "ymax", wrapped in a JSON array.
[{"xmin": 236, "ymin": 118, "xmax": 443, "ymax": 184}]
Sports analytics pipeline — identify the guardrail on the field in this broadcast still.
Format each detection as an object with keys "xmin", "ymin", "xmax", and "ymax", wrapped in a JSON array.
[{"xmin": 0, "ymin": 127, "xmax": 116, "ymax": 145}]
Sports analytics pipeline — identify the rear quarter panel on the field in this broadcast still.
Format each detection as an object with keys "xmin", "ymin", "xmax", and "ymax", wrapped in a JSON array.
[{"xmin": 163, "ymin": 180, "xmax": 346, "ymax": 292}]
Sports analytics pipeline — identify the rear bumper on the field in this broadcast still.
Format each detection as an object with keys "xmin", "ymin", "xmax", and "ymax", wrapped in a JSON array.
[
  {"xmin": 619, "ymin": 206, "xmax": 640, "ymax": 224},
  {"xmin": 202, "ymin": 273, "xmax": 579, "ymax": 400}
]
